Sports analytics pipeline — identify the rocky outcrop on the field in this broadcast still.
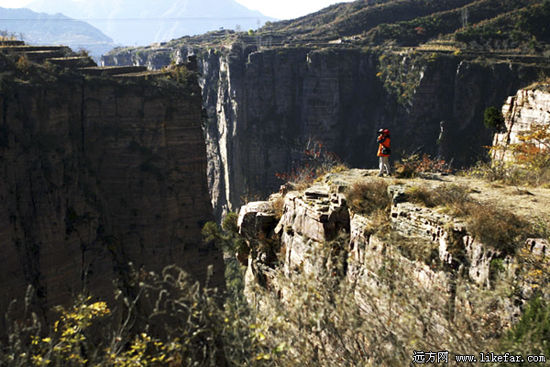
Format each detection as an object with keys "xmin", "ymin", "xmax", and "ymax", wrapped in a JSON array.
[
  {"xmin": 0, "ymin": 46, "xmax": 224, "ymax": 330},
  {"xmin": 240, "ymin": 174, "xmax": 509, "ymax": 288},
  {"xmin": 237, "ymin": 170, "xmax": 549, "ymax": 359},
  {"xmin": 493, "ymin": 85, "xmax": 550, "ymax": 162}
]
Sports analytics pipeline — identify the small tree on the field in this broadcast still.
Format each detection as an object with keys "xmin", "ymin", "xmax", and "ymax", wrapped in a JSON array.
[
  {"xmin": 510, "ymin": 123, "xmax": 550, "ymax": 171},
  {"xmin": 484, "ymin": 106, "xmax": 506, "ymax": 132}
]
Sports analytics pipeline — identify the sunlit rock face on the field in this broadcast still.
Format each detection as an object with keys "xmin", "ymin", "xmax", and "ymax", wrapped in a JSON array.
[
  {"xmin": 493, "ymin": 86, "xmax": 550, "ymax": 162},
  {"xmin": 236, "ymin": 170, "xmax": 548, "ymax": 356}
]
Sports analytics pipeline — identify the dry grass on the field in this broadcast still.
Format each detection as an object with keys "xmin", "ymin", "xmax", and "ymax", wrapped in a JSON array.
[
  {"xmin": 345, "ymin": 179, "xmax": 391, "ymax": 215},
  {"xmin": 456, "ymin": 201, "xmax": 529, "ymax": 254},
  {"xmin": 465, "ymin": 160, "xmax": 550, "ymax": 188},
  {"xmin": 406, "ymin": 183, "xmax": 530, "ymax": 254},
  {"xmin": 395, "ymin": 154, "xmax": 452, "ymax": 178},
  {"xmin": 363, "ymin": 208, "xmax": 392, "ymax": 238},
  {"xmin": 390, "ymin": 232, "xmax": 439, "ymax": 264},
  {"xmin": 328, "ymin": 164, "xmax": 349, "ymax": 173},
  {"xmin": 271, "ymin": 194, "xmax": 285, "ymax": 220},
  {"xmin": 405, "ymin": 184, "xmax": 470, "ymax": 208}
]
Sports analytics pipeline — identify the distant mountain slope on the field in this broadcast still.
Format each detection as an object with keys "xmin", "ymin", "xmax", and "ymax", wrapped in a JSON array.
[
  {"xmin": 0, "ymin": 7, "xmax": 114, "ymax": 57},
  {"xmin": 261, "ymin": 0, "xmax": 474, "ymax": 38},
  {"xmin": 27, "ymin": 0, "xmax": 274, "ymax": 46},
  {"xmin": 257, "ymin": 0, "xmax": 550, "ymax": 52}
]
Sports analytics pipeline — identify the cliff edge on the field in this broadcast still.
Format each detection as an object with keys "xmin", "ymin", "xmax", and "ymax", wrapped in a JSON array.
[{"xmin": 237, "ymin": 169, "xmax": 549, "ymax": 364}]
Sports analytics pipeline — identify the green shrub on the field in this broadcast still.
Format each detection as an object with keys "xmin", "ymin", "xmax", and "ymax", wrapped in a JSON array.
[
  {"xmin": 501, "ymin": 296, "xmax": 550, "ymax": 361},
  {"xmin": 222, "ymin": 212, "xmax": 239, "ymax": 234},
  {"xmin": 484, "ymin": 106, "xmax": 506, "ymax": 132},
  {"xmin": 203, "ymin": 215, "xmax": 247, "ymax": 257},
  {"xmin": 489, "ymin": 258, "xmax": 505, "ymax": 283}
]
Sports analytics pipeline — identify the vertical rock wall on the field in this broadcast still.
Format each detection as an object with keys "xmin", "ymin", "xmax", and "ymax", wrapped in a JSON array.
[
  {"xmin": 200, "ymin": 47, "xmax": 548, "ymax": 215},
  {"xmin": 0, "ymin": 70, "xmax": 224, "ymax": 328}
]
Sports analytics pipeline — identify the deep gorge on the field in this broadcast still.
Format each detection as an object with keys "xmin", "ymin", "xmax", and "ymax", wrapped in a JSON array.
[{"xmin": 103, "ymin": 42, "xmax": 550, "ymax": 217}]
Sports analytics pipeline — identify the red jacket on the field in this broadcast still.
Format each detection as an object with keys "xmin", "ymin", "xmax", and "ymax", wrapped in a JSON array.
[{"xmin": 377, "ymin": 135, "xmax": 390, "ymax": 157}]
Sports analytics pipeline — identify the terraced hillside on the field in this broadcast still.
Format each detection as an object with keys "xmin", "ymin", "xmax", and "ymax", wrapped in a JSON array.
[
  {"xmin": 261, "ymin": 0, "xmax": 550, "ymax": 52},
  {"xmin": 0, "ymin": 6, "xmax": 115, "ymax": 59}
]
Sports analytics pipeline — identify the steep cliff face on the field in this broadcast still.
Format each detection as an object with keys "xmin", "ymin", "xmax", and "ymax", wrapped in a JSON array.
[
  {"xmin": 237, "ymin": 170, "xmax": 550, "ymax": 363},
  {"xmin": 201, "ymin": 46, "xmax": 389, "ymax": 218},
  {"xmin": 104, "ymin": 43, "xmax": 549, "ymax": 217},
  {"xmin": 0, "ymin": 50, "xmax": 224, "ymax": 329}
]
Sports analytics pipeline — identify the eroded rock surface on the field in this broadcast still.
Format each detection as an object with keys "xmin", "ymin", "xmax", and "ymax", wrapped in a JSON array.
[
  {"xmin": 104, "ymin": 40, "xmax": 550, "ymax": 219},
  {"xmin": 238, "ymin": 170, "xmax": 549, "ymax": 352},
  {"xmin": 493, "ymin": 85, "xmax": 550, "ymax": 162}
]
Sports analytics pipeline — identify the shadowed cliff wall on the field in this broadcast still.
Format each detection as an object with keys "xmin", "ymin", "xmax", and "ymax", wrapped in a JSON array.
[{"xmin": 0, "ymin": 60, "xmax": 224, "ymax": 329}]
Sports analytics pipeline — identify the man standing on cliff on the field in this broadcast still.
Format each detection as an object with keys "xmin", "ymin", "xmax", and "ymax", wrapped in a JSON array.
[{"xmin": 377, "ymin": 129, "xmax": 391, "ymax": 177}]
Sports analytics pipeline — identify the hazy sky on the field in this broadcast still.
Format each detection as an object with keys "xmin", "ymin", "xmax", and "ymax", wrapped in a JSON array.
[
  {"xmin": 0, "ymin": 0, "xmax": 354, "ymax": 20},
  {"xmin": 234, "ymin": 0, "xmax": 354, "ymax": 19}
]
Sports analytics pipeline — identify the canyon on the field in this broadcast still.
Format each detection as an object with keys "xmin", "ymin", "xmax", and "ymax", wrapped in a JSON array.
[
  {"xmin": 230, "ymin": 83, "xmax": 550, "ymax": 364},
  {"xmin": 0, "ymin": 0, "xmax": 549, "ymax": 362},
  {"xmin": 103, "ymin": 8, "xmax": 550, "ymax": 217}
]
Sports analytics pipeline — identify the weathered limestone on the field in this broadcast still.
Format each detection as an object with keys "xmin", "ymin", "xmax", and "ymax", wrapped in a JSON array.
[
  {"xmin": 238, "ymin": 171, "xmax": 548, "ymax": 344},
  {"xmin": 526, "ymin": 238, "xmax": 549, "ymax": 258},
  {"xmin": 493, "ymin": 86, "xmax": 550, "ymax": 162},
  {"xmin": 275, "ymin": 187, "xmax": 349, "ymax": 243},
  {"xmin": 104, "ymin": 42, "xmax": 549, "ymax": 219},
  {"xmin": 238, "ymin": 201, "xmax": 277, "ymax": 242}
]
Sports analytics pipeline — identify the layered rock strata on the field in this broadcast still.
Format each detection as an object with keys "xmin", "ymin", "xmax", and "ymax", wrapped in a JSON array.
[
  {"xmin": 237, "ymin": 170, "xmax": 548, "ymax": 356},
  {"xmin": 104, "ymin": 43, "xmax": 550, "ymax": 218},
  {"xmin": 493, "ymin": 85, "xmax": 550, "ymax": 162}
]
